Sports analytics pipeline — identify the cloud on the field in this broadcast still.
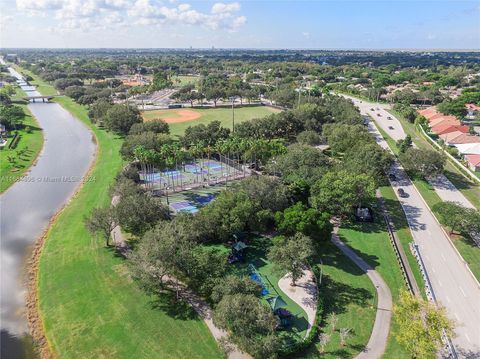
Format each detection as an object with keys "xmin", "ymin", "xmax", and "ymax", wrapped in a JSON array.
[
  {"xmin": 16, "ymin": 0, "xmax": 247, "ymax": 33},
  {"xmin": 211, "ymin": 2, "xmax": 241, "ymax": 14},
  {"xmin": 427, "ymin": 34, "xmax": 437, "ymax": 40},
  {"xmin": 302, "ymin": 32, "xmax": 310, "ymax": 39}
]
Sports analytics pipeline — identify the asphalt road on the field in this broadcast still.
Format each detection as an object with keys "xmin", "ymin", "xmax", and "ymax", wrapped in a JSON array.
[
  {"xmin": 343, "ymin": 95, "xmax": 480, "ymax": 358},
  {"xmin": 342, "ymin": 95, "xmax": 475, "ymax": 209}
]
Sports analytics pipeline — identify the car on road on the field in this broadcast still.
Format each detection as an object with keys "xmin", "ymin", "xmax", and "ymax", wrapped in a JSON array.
[
  {"xmin": 388, "ymin": 126, "xmax": 394, "ymax": 130},
  {"xmin": 397, "ymin": 188, "xmax": 408, "ymax": 198},
  {"xmin": 377, "ymin": 113, "xmax": 382, "ymax": 117},
  {"xmin": 370, "ymin": 108, "xmax": 375, "ymax": 111},
  {"xmin": 387, "ymin": 116, "xmax": 392, "ymax": 120}
]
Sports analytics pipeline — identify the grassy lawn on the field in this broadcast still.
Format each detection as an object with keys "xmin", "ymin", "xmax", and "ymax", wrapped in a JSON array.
[
  {"xmin": 452, "ymin": 236, "xmax": 480, "ymax": 281},
  {"xmin": 338, "ymin": 215, "xmax": 411, "ymax": 358},
  {"xmin": 0, "ymin": 103, "xmax": 43, "ymax": 193},
  {"xmin": 172, "ymin": 75, "xmax": 200, "ymax": 87},
  {"xmin": 143, "ymin": 106, "xmax": 279, "ymax": 137},
  {"xmin": 25, "ymin": 72, "xmax": 223, "ymax": 358},
  {"xmin": 301, "ymin": 241, "xmax": 377, "ymax": 359}
]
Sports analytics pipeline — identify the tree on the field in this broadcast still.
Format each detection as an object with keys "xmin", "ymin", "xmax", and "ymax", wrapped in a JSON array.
[
  {"xmin": 129, "ymin": 120, "xmax": 169, "ymax": 135},
  {"xmin": 275, "ymin": 202, "xmax": 332, "ymax": 242},
  {"xmin": 395, "ymin": 290, "xmax": 454, "ymax": 359},
  {"xmin": 432, "ymin": 201, "xmax": 467, "ymax": 234},
  {"xmin": 330, "ymin": 312, "xmax": 338, "ymax": 332},
  {"xmin": 129, "ymin": 222, "xmax": 197, "ymax": 297},
  {"xmin": 437, "ymin": 99, "xmax": 467, "ymax": 119},
  {"xmin": 318, "ymin": 333, "xmax": 331, "ymax": 353},
  {"xmin": 0, "ymin": 105, "xmax": 24, "ymax": 129},
  {"xmin": 84, "ymin": 207, "xmax": 117, "ymax": 247},
  {"xmin": 322, "ymin": 124, "xmax": 373, "ymax": 155},
  {"xmin": 182, "ymin": 120, "xmax": 230, "ymax": 147},
  {"xmin": 339, "ymin": 328, "xmax": 352, "ymax": 347},
  {"xmin": 213, "ymin": 293, "xmax": 279, "ymax": 358},
  {"xmin": 267, "ymin": 143, "xmax": 331, "ymax": 185},
  {"xmin": 211, "ymin": 275, "xmax": 262, "ymax": 303},
  {"xmin": 399, "ymin": 148, "xmax": 445, "ymax": 178},
  {"xmin": 88, "ymin": 98, "xmax": 112, "ymax": 124},
  {"xmin": 343, "ymin": 142, "xmax": 393, "ymax": 185},
  {"xmin": 432, "ymin": 201, "xmax": 480, "ymax": 239},
  {"xmin": 104, "ymin": 104, "xmax": 142, "ymax": 135},
  {"xmin": 296, "ymin": 130, "xmax": 322, "ymax": 146},
  {"xmin": 150, "ymin": 71, "xmax": 172, "ymax": 92},
  {"xmin": 310, "ymin": 170, "xmax": 376, "ymax": 217},
  {"xmin": 397, "ymin": 135, "xmax": 413, "ymax": 154},
  {"xmin": 115, "ymin": 191, "xmax": 170, "ymax": 235},
  {"xmin": 268, "ymin": 233, "xmax": 314, "ymax": 286}
]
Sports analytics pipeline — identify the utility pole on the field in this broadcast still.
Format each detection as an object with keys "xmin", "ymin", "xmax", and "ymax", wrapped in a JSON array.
[{"xmin": 230, "ymin": 96, "xmax": 235, "ymax": 133}]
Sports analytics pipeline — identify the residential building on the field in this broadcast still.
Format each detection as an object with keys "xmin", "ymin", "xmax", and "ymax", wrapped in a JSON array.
[{"xmin": 464, "ymin": 154, "xmax": 480, "ymax": 172}]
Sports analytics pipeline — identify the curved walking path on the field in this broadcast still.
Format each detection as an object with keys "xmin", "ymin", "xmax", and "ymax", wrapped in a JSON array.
[
  {"xmin": 110, "ymin": 219, "xmax": 250, "ymax": 359},
  {"xmin": 331, "ymin": 228, "xmax": 392, "ymax": 359},
  {"xmin": 278, "ymin": 269, "xmax": 317, "ymax": 336}
]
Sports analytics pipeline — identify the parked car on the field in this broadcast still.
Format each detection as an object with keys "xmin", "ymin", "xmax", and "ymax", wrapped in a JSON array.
[
  {"xmin": 388, "ymin": 126, "xmax": 394, "ymax": 130},
  {"xmin": 387, "ymin": 116, "xmax": 392, "ymax": 120},
  {"xmin": 397, "ymin": 188, "xmax": 408, "ymax": 198}
]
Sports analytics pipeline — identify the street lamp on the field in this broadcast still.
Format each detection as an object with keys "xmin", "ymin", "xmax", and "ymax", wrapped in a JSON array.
[{"xmin": 230, "ymin": 96, "xmax": 236, "ymax": 133}]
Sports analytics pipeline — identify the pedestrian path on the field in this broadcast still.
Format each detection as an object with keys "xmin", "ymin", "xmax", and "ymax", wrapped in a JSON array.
[
  {"xmin": 278, "ymin": 269, "xmax": 317, "ymax": 336},
  {"xmin": 331, "ymin": 228, "xmax": 392, "ymax": 359}
]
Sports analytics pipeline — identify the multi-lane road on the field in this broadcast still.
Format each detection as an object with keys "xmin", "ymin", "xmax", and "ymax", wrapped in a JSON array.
[{"xmin": 344, "ymin": 95, "xmax": 480, "ymax": 358}]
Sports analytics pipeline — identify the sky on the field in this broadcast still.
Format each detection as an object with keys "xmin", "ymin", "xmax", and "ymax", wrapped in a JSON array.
[{"xmin": 0, "ymin": 0, "xmax": 479, "ymax": 49}]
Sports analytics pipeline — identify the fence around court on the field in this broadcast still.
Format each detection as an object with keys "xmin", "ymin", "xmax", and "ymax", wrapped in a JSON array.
[{"xmin": 139, "ymin": 157, "xmax": 251, "ymax": 195}]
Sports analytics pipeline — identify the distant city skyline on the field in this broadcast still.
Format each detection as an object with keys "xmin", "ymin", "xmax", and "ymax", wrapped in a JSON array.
[{"xmin": 1, "ymin": 0, "xmax": 479, "ymax": 49}]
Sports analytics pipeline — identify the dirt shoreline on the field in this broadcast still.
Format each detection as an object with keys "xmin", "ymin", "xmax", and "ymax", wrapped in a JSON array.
[{"xmin": 24, "ymin": 109, "xmax": 99, "ymax": 359}]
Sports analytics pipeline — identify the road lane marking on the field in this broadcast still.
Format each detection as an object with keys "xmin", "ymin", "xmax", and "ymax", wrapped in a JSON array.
[
  {"xmin": 441, "ymin": 253, "xmax": 446, "ymax": 262},
  {"xmin": 454, "ymin": 313, "xmax": 460, "ymax": 320},
  {"xmin": 445, "ymin": 296, "xmax": 451, "ymax": 303},
  {"xmin": 465, "ymin": 334, "xmax": 471, "ymax": 343},
  {"xmin": 460, "ymin": 287, "xmax": 467, "ymax": 297},
  {"xmin": 438, "ymin": 280, "xmax": 443, "ymax": 287}
]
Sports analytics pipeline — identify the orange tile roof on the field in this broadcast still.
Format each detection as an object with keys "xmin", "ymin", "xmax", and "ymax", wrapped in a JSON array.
[
  {"xmin": 429, "ymin": 116, "xmax": 460, "ymax": 127},
  {"xmin": 465, "ymin": 154, "xmax": 480, "ymax": 167},
  {"xmin": 418, "ymin": 107, "xmax": 439, "ymax": 119},
  {"xmin": 440, "ymin": 132, "xmax": 480, "ymax": 145},
  {"xmin": 432, "ymin": 125, "xmax": 469, "ymax": 135}
]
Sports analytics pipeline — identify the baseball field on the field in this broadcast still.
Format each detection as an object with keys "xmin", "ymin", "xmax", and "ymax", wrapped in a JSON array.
[{"xmin": 141, "ymin": 105, "xmax": 280, "ymax": 136}]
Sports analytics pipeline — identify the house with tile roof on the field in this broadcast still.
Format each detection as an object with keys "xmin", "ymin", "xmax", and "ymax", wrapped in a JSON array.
[
  {"xmin": 431, "ymin": 124, "xmax": 469, "ymax": 135},
  {"xmin": 464, "ymin": 154, "xmax": 480, "ymax": 172}
]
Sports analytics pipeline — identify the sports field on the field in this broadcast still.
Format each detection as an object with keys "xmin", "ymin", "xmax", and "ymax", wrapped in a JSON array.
[{"xmin": 142, "ymin": 106, "xmax": 280, "ymax": 136}]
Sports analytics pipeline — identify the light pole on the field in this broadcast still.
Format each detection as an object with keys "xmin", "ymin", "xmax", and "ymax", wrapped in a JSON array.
[{"xmin": 230, "ymin": 96, "xmax": 236, "ymax": 133}]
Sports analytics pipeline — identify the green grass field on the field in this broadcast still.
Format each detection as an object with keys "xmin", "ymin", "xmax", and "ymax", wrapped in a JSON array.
[
  {"xmin": 302, "ymin": 242, "xmax": 377, "ymax": 359},
  {"xmin": 0, "ymin": 102, "xmax": 43, "ymax": 193},
  {"xmin": 143, "ymin": 106, "xmax": 279, "ymax": 137},
  {"xmin": 24, "ymin": 72, "xmax": 223, "ymax": 358},
  {"xmin": 172, "ymin": 75, "xmax": 200, "ymax": 88},
  {"xmin": 338, "ymin": 216, "xmax": 411, "ymax": 358}
]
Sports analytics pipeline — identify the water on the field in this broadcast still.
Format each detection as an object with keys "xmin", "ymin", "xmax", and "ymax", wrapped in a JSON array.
[{"xmin": 0, "ymin": 66, "xmax": 96, "ymax": 358}]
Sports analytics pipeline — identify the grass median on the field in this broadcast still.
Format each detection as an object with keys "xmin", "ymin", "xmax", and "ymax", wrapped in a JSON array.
[{"xmin": 25, "ymin": 73, "xmax": 223, "ymax": 358}]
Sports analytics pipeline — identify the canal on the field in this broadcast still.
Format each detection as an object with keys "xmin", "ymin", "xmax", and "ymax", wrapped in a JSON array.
[{"xmin": 0, "ymin": 66, "xmax": 96, "ymax": 358}]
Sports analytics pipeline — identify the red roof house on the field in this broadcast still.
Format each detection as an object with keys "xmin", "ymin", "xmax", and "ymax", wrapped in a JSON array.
[
  {"xmin": 431, "ymin": 124, "xmax": 469, "ymax": 135},
  {"xmin": 429, "ymin": 116, "xmax": 460, "ymax": 127},
  {"xmin": 464, "ymin": 154, "xmax": 480, "ymax": 172}
]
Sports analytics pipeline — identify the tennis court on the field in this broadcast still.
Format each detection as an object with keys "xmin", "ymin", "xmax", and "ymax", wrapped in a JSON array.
[
  {"xmin": 163, "ymin": 186, "xmax": 224, "ymax": 214},
  {"xmin": 139, "ymin": 158, "xmax": 247, "ymax": 192}
]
